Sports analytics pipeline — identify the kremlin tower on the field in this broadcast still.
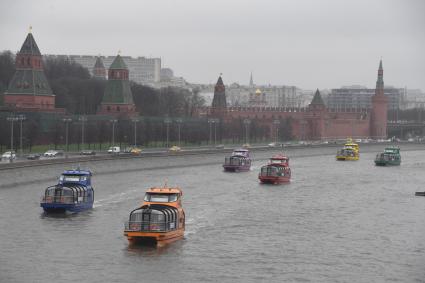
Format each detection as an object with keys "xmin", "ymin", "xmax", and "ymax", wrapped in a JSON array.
[
  {"xmin": 4, "ymin": 29, "xmax": 58, "ymax": 111},
  {"xmin": 211, "ymin": 75, "xmax": 227, "ymax": 115},
  {"xmin": 370, "ymin": 60, "xmax": 388, "ymax": 139},
  {"xmin": 92, "ymin": 56, "xmax": 106, "ymax": 80},
  {"xmin": 98, "ymin": 53, "xmax": 138, "ymax": 117},
  {"xmin": 308, "ymin": 89, "xmax": 327, "ymax": 139}
]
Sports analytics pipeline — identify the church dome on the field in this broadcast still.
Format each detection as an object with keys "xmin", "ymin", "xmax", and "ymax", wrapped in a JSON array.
[{"xmin": 255, "ymin": 89, "xmax": 262, "ymax": 96}]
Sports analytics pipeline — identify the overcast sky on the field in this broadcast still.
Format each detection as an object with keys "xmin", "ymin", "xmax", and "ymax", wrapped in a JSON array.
[{"xmin": 1, "ymin": 0, "xmax": 424, "ymax": 90}]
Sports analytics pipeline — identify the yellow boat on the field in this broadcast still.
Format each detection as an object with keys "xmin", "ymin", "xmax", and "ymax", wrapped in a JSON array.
[{"xmin": 336, "ymin": 138, "xmax": 359, "ymax": 161}]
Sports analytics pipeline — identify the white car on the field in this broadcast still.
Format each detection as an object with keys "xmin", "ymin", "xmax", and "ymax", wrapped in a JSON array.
[
  {"xmin": 268, "ymin": 142, "xmax": 277, "ymax": 147},
  {"xmin": 108, "ymin": 146, "xmax": 121, "ymax": 154},
  {"xmin": 44, "ymin": 150, "xmax": 63, "ymax": 157},
  {"xmin": 2, "ymin": 151, "xmax": 16, "ymax": 160}
]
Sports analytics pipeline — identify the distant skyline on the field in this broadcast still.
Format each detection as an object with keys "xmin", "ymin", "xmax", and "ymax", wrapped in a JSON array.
[{"xmin": 1, "ymin": 0, "xmax": 424, "ymax": 90}]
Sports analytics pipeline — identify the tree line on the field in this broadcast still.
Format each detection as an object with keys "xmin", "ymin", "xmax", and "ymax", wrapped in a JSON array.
[
  {"xmin": 0, "ymin": 51, "xmax": 205, "ymax": 117},
  {"xmin": 0, "ymin": 51, "xmax": 295, "ymax": 150}
]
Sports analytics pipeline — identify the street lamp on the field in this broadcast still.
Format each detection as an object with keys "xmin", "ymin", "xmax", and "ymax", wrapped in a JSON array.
[
  {"xmin": 243, "ymin": 118, "xmax": 251, "ymax": 145},
  {"xmin": 176, "ymin": 118, "xmax": 183, "ymax": 147},
  {"xmin": 62, "ymin": 117, "xmax": 72, "ymax": 158},
  {"xmin": 273, "ymin": 119, "xmax": 280, "ymax": 143},
  {"xmin": 131, "ymin": 118, "xmax": 139, "ymax": 147},
  {"xmin": 110, "ymin": 119, "xmax": 118, "ymax": 146},
  {"xmin": 6, "ymin": 115, "xmax": 18, "ymax": 153},
  {"xmin": 164, "ymin": 118, "xmax": 172, "ymax": 148},
  {"xmin": 208, "ymin": 118, "xmax": 219, "ymax": 146},
  {"xmin": 78, "ymin": 116, "xmax": 87, "ymax": 151}
]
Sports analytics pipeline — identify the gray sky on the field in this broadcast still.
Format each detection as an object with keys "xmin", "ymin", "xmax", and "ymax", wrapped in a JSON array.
[{"xmin": 1, "ymin": 0, "xmax": 424, "ymax": 90}]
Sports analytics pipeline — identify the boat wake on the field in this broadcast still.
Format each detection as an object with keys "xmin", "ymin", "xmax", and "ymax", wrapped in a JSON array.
[{"xmin": 93, "ymin": 189, "xmax": 140, "ymax": 208}]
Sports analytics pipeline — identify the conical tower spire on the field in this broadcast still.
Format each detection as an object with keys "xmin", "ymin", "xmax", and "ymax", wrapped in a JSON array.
[
  {"xmin": 249, "ymin": 72, "xmax": 254, "ymax": 87},
  {"xmin": 93, "ymin": 56, "xmax": 106, "ymax": 80},
  {"xmin": 4, "ymin": 30, "xmax": 57, "ymax": 111},
  {"xmin": 376, "ymin": 59, "xmax": 384, "ymax": 91},
  {"xmin": 212, "ymin": 74, "xmax": 227, "ymax": 111},
  {"xmin": 98, "ymin": 52, "xmax": 137, "ymax": 117},
  {"xmin": 371, "ymin": 59, "xmax": 388, "ymax": 139},
  {"xmin": 311, "ymin": 89, "xmax": 325, "ymax": 105}
]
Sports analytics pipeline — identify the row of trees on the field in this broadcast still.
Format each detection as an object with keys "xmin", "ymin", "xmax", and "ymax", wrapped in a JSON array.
[
  {"xmin": 0, "ymin": 114, "xmax": 294, "ymax": 152},
  {"xmin": 0, "ymin": 51, "xmax": 205, "ymax": 117}
]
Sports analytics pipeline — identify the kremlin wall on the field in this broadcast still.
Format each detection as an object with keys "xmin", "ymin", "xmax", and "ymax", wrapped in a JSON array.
[{"xmin": 1, "ymin": 31, "xmax": 388, "ymax": 142}]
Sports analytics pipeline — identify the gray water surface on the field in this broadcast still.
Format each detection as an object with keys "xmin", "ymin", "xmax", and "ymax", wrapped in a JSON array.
[{"xmin": 0, "ymin": 145, "xmax": 424, "ymax": 282}]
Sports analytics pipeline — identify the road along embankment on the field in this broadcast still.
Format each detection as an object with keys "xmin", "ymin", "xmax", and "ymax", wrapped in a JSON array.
[{"xmin": 0, "ymin": 143, "xmax": 423, "ymax": 189}]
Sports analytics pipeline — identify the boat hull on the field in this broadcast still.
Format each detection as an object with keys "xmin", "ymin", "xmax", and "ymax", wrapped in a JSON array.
[
  {"xmin": 40, "ymin": 202, "xmax": 93, "ymax": 213},
  {"xmin": 223, "ymin": 165, "xmax": 251, "ymax": 172},
  {"xmin": 124, "ymin": 228, "xmax": 184, "ymax": 246},
  {"xmin": 336, "ymin": 155, "xmax": 359, "ymax": 161},
  {"xmin": 374, "ymin": 160, "xmax": 401, "ymax": 166},
  {"xmin": 259, "ymin": 176, "xmax": 290, "ymax": 184}
]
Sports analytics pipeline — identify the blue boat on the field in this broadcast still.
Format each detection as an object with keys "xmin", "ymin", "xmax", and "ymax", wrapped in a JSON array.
[{"xmin": 40, "ymin": 169, "xmax": 94, "ymax": 213}]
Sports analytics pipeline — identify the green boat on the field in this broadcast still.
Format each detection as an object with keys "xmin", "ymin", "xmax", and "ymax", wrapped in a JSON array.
[{"xmin": 374, "ymin": 147, "xmax": 401, "ymax": 166}]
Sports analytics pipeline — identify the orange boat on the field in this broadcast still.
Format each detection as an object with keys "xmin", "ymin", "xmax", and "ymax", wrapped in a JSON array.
[{"xmin": 124, "ymin": 186, "xmax": 185, "ymax": 246}]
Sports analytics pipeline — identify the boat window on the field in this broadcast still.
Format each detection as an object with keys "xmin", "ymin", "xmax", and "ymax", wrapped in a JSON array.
[
  {"xmin": 62, "ymin": 188, "xmax": 73, "ymax": 196},
  {"xmin": 61, "ymin": 175, "xmax": 81, "ymax": 182},
  {"xmin": 144, "ymin": 193, "xmax": 179, "ymax": 202}
]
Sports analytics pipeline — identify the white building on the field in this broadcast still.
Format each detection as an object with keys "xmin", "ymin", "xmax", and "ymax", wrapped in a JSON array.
[{"xmin": 47, "ymin": 54, "xmax": 161, "ymax": 86}]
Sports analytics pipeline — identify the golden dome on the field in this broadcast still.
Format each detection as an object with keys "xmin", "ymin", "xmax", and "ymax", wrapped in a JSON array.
[{"xmin": 255, "ymin": 88, "xmax": 262, "ymax": 96}]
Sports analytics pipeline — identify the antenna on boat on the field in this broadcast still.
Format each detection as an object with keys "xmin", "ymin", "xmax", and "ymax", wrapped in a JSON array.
[{"xmin": 164, "ymin": 179, "xmax": 168, "ymax": 188}]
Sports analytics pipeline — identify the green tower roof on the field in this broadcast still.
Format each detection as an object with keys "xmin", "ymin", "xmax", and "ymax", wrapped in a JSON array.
[
  {"xmin": 311, "ymin": 89, "xmax": 325, "ymax": 105},
  {"xmin": 6, "ymin": 69, "xmax": 53, "ymax": 96},
  {"xmin": 19, "ymin": 33, "xmax": 41, "ymax": 55},
  {"xmin": 109, "ymin": 54, "xmax": 127, "ymax": 70}
]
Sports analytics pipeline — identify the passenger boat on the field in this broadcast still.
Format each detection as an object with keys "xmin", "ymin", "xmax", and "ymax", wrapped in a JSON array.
[
  {"xmin": 40, "ymin": 169, "xmax": 94, "ymax": 213},
  {"xmin": 375, "ymin": 146, "xmax": 401, "ymax": 166},
  {"xmin": 124, "ymin": 186, "xmax": 185, "ymax": 246},
  {"xmin": 259, "ymin": 154, "xmax": 291, "ymax": 184},
  {"xmin": 336, "ymin": 138, "xmax": 359, "ymax": 161},
  {"xmin": 223, "ymin": 148, "xmax": 252, "ymax": 172}
]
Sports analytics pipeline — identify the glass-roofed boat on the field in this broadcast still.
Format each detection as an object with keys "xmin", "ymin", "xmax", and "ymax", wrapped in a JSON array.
[
  {"xmin": 124, "ymin": 186, "xmax": 185, "ymax": 246},
  {"xmin": 375, "ymin": 146, "xmax": 401, "ymax": 166},
  {"xmin": 223, "ymin": 148, "xmax": 252, "ymax": 172},
  {"xmin": 40, "ymin": 168, "xmax": 94, "ymax": 213},
  {"xmin": 259, "ymin": 154, "xmax": 291, "ymax": 184},
  {"xmin": 336, "ymin": 138, "xmax": 359, "ymax": 161}
]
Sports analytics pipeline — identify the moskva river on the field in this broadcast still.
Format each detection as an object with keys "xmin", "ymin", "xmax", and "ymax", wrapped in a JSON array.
[{"xmin": 0, "ymin": 144, "xmax": 424, "ymax": 282}]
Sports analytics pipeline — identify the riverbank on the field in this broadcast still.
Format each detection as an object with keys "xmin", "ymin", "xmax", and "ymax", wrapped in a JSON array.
[{"xmin": 0, "ymin": 142, "xmax": 423, "ymax": 189}]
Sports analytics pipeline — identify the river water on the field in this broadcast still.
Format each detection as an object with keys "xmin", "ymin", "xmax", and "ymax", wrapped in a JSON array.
[{"xmin": 0, "ymin": 144, "xmax": 424, "ymax": 283}]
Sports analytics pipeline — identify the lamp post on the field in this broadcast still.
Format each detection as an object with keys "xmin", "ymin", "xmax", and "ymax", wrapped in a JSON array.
[
  {"xmin": 243, "ymin": 119, "xmax": 251, "ymax": 145},
  {"xmin": 17, "ymin": 115, "xmax": 26, "ymax": 157},
  {"xmin": 273, "ymin": 119, "xmax": 280, "ymax": 143},
  {"xmin": 208, "ymin": 119, "xmax": 213, "ymax": 145},
  {"xmin": 110, "ymin": 119, "xmax": 118, "ymax": 146},
  {"xmin": 208, "ymin": 118, "xmax": 219, "ymax": 146},
  {"xmin": 6, "ymin": 115, "xmax": 18, "ymax": 152},
  {"xmin": 164, "ymin": 118, "xmax": 172, "ymax": 148},
  {"xmin": 78, "ymin": 116, "xmax": 87, "ymax": 151},
  {"xmin": 131, "ymin": 118, "xmax": 139, "ymax": 147},
  {"xmin": 62, "ymin": 118, "xmax": 72, "ymax": 158},
  {"xmin": 176, "ymin": 118, "xmax": 183, "ymax": 147}
]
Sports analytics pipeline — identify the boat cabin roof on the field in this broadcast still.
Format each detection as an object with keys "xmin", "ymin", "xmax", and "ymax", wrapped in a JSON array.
[
  {"xmin": 270, "ymin": 154, "xmax": 289, "ymax": 161},
  {"xmin": 62, "ymin": 169, "xmax": 92, "ymax": 176},
  {"xmin": 384, "ymin": 147, "xmax": 400, "ymax": 153},
  {"xmin": 146, "ymin": 187, "xmax": 182, "ymax": 195},
  {"xmin": 231, "ymin": 148, "xmax": 250, "ymax": 157}
]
